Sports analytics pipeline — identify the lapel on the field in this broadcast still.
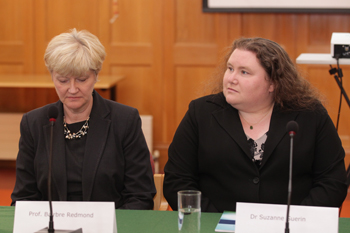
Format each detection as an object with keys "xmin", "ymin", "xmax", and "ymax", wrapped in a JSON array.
[
  {"xmin": 82, "ymin": 91, "xmax": 111, "ymax": 200},
  {"xmin": 44, "ymin": 101, "xmax": 67, "ymax": 200},
  {"xmin": 209, "ymin": 94, "xmax": 300, "ymax": 168},
  {"xmin": 259, "ymin": 106, "xmax": 299, "ymax": 169},
  {"xmin": 210, "ymin": 94, "xmax": 252, "ymax": 159}
]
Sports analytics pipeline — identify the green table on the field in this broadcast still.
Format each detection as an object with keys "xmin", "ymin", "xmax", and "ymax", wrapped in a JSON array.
[{"xmin": 1, "ymin": 206, "xmax": 349, "ymax": 233}]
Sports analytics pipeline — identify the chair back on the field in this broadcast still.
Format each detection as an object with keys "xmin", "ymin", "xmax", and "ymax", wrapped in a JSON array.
[
  {"xmin": 153, "ymin": 174, "xmax": 168, "ymax": 210},
  {"xmin": 347, "ymin": 163, "xmax": 350, "ymax": 187}
]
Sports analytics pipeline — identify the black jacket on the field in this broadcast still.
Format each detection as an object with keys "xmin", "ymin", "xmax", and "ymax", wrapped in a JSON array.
[
  {"xmin": 12, "ymin": 91, "xmax": 156, "ymax": 209},
  {"xmin": 164, "ymin": 93, "xmax": 347, "ymax": 212}
]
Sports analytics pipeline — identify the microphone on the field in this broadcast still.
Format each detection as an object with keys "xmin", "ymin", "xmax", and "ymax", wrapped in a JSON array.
[
  {"xmin": 48, "ymin": 106, "xmax": 59, "ymax": 123},
  {"xmin": 285, "ymin": 121, "xmax": 299, "ymax": 233},
  {"xmin": 48, "ymin": 106, "xmax": 58, "ymax": 232},
  {"xmin": 286, "ymin": 121, "xmax": 298, "ymax": 137},
  {"xmin": 36, "ymin": 106, "xmax": 82, "ymax": 233}
]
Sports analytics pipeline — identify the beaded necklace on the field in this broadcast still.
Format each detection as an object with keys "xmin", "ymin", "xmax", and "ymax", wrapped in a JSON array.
[{"xmin": 63, "ymin": 117, "xmax": 90, "ymax": 139}]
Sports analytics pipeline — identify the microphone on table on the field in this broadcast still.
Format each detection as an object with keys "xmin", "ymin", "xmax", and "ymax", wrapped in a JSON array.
[
  {"xmin": 36, "ymin": 106, "xmax": 82, "ymax": 233},
  {"xmin": 284, "ymin": 121, "xmax": 299, "ymax": 233}
]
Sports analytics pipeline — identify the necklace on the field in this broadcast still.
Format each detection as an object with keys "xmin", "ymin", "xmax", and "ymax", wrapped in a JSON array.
[
  {"xmin": 63, "ymin": 117, "xmax": 90, "ymax": 139},
  {"xmin": 239, "ymin": 111, "xmax": 271, "ymax": 130}
]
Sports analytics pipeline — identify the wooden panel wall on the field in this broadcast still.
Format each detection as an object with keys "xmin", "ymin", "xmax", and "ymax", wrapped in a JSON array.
[{"xmin": 1, "ymin": 0, "xmax": 350, "ymax": 171}]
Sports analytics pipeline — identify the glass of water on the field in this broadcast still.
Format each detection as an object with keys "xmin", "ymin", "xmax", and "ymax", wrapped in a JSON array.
[{"xmin": 177, "ymin": 190, "xmax": 201, "ymax": 232}]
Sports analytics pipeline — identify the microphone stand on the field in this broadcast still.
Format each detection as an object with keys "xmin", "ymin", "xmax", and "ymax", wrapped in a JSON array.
[
  {"xmin": 36, "ymin": 116, "xmax": 82, "ymax": 233},
  {"xmin": 285, "ymin": 131, "xmax": 295, "ymax": 233},
  {"xmin": 329, "ymin": 60, "xmax": 350, "ymax": 109},
  {"xmin": 329, "ymin": 58, "xmax": 350, "ymax": 212},
  {"xmin": 48, "ymin": 118, "xmax": 55, "ymax": 232}
]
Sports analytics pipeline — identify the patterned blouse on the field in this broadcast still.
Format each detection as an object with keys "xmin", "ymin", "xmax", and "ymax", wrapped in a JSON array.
[{"xmin": 246, "ymin": 132, "xmax": 268, "ymax": 167}]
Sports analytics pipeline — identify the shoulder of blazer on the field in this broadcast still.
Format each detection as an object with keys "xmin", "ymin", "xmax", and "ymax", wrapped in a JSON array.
[
  {"xmin": 23, "ymin": 101, "xmax": 63, "ymax": 126},
  {"xmin": 92, "ymin": 90, "xmax": 138, "ymax": 118},
  {"xmin": 189, "ymin": 92, "xmax": 232, "ymax": 114},
  {"xmin": 273, "ymin": 101, "xmax": 328, "ymax": 120},
  {"xmin": 190, "ymin": 92, "xmax": 228, "ymax": 108}
]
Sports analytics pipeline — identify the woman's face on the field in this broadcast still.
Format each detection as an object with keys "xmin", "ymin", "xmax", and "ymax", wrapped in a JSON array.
[
  {"xmin": 52, "ymin": 70, "xmax": 97, "ymax": 114},
  {"xmin": 223, "ymin": 48, "xmax": 274, "ymax": 112}
]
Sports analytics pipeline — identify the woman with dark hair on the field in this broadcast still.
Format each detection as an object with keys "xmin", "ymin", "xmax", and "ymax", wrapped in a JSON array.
[{"xmin": 163, "ymin": 37, "xmax": 348, "ymax": 212}]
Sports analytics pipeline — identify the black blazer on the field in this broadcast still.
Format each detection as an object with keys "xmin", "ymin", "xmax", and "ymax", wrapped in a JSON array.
[
  {"xmin": 11, "ymin": 91, "xmax": 156, "ymax": 209},
  {"xmin": 164, "ymin": 93, "xmax": 347, "ymax": 212}
]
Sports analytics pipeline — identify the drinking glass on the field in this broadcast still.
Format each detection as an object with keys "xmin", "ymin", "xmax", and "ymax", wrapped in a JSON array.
[{"xmin": 177, "ymin": 190, "xmax": 201, "ymax": 232}]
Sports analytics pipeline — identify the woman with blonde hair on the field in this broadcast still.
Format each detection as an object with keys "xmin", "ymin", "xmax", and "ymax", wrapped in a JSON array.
[{"xmin": 11, "ymin": 29, "xmax": 156, "ymax": 209}]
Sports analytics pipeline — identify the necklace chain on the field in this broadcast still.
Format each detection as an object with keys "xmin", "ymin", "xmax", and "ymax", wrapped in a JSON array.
[
  {"xmin": 63, "ymin": 117, "xmax": 90, "ymax": 139},
  {"xmin": 239, "ymin": 111, "xmax": 270, "ymax": 130}
]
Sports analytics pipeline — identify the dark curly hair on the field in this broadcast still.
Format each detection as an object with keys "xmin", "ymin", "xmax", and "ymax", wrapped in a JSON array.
[{"xmin": 211, "ymin": 37, "xmax": 322, "ymax": 111}]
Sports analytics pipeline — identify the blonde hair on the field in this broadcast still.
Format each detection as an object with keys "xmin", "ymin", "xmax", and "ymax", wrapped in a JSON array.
[{"xmin": 44, "ymin": 28, "xmax": 106, "ymax": 77}]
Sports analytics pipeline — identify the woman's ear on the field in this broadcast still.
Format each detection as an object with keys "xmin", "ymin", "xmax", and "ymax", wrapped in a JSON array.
[{"xmin": 269, "ymin": 81, "xmax": 275, "ymax": 93}]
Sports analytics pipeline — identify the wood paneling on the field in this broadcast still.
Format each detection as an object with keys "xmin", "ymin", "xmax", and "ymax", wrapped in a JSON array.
[
  {"xmin": 34, "ymin": 0, "xmax": 100, "ymax": 74},
  {"xmin": 107, "ymin": 0, "xmax": 164, "ymax": 170},
  {"xmin": 175, "ymin": 67, "xmax": 214, "ymax": 123},
  {"xmin": 294, "ymin": 14, "xmax": 350, "ymax": 159},
  {"xmin": 1, "ymin": 0, "xmax": 350, "ymax": 172},
  {"xmin": 0, "ymin": 0, "xmax": 34, "ymax": 73}
]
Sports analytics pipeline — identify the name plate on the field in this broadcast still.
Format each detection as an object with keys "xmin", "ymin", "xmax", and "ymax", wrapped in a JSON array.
[
  {"xmin": 235, "ymin": 202, "xmax": 338, "ymax": 233},
  {"xmin": 13, "ymin": 201, "xmax": 117, "ymax": 233}
]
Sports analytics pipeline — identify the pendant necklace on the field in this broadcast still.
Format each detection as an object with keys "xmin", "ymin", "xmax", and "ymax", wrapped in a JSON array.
[{"xmin": 239, "ymin": 111, "xmax": 271, "ymax": 130}]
